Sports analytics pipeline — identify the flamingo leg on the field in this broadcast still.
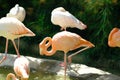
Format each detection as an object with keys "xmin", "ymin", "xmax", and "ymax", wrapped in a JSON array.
[
  {"xmin": 0, "ymin": 39, "xmax": 9, "ymax": 64},
  {"xmin": 64, "ymin": 53, "xmax": 67, "ymax": 80},
  {"xmin": 60, "ymin": 27, "xmax": 66, "ymax": 31},
  {"xmin": 68, "ymin": 47, "xmax": 90, "ymax": 64},
  {"xmin": 17, "ymin": 38, "xmax": 20, "ymax": 52},
  {"xmin": 12, "ymin": 40, "xmax": 20, "ymax": 57}
]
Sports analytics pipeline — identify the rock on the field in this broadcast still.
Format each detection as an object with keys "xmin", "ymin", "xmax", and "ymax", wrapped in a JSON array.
[{"xmin": 0, "ymin": 53, "xmax": 120, "ymax": 80}]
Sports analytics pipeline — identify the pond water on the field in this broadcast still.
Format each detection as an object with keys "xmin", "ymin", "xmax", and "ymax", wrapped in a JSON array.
[{"xmin": 0, "ymin": 67, "xmax": 81, "ymax": 80}]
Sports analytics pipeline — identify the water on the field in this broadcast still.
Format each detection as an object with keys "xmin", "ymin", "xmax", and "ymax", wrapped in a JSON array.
[{"xmin": 0, "ymin": 67, "xmax": 81, "ymax": 80}]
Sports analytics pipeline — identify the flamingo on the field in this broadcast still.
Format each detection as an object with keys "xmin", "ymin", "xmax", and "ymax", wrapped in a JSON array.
[
  {"xmin": 39, "ymin": 31, "xmax": 95, "ymax": 80},
  {"xmin": 6, "ymin": 4, "xmax": 26, "ymax": 22},
  {"xmin": 6, "ymin": 4, "xmax": 26, "ymax": 50},
  {"xmin": 6, "ymin": 56, "xmax": 30, "ymax": 80},
  {"xmin": 0, "ymin": 17, "xmax": 35, "ymax": 64},
  {"xmin": 51, "ymin": 7, "xmax": 87, "ymax": 30},
  {"xmin": 108, "ymin": 27, "xmax": 120, "ymax": 47}
]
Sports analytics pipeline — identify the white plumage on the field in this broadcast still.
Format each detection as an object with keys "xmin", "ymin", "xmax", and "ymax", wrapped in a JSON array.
[
  {"xmin": 0, "ymin": 17, "xmax": 35, "ymax": 64},
  {"xmin": 51, "ymin": 7, "xmax": 87, "ymax": 30},
  {"xmin": 14, "ymin": 56, "xmax": 30, "ymax": 79},
  {"xmin": 0, "ymin": 17, "xmax": 35, "ymax": 39},
  {"xmin": 6, "ymin": 4, "xmax": 26, "ymax": 22}
]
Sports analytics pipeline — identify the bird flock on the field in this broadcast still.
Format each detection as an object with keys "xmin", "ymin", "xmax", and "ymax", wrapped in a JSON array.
[{"xmin": 0, "ymin": 4, "xmax": 118, "ymax": 80}]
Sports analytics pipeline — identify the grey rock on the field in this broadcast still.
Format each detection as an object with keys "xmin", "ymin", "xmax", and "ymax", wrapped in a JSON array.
[{"xmin": 0, "ymin": 53, "xmax": 120, "ymax": 80}]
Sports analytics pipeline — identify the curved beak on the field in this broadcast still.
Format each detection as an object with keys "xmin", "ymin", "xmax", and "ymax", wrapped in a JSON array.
[
  {"xmin": 39, "ymin": 44, "xmax": 44, "ymax": 55},
  {"xmin": 39, "ymin": 48, "xmax": 44, "ymax": 55}
]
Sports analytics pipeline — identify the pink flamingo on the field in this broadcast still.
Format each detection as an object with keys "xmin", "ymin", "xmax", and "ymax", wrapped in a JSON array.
[
  {"xmin": 108, "ymin": 27, "xmax": 120, "ymax": 47},
  {"xmin": 6, "ymin": 56, "xmax": 30, "ymax": 80},
  {"xmin": 39, "ymin": 31, "xmax": 94, "ymax": 80}
]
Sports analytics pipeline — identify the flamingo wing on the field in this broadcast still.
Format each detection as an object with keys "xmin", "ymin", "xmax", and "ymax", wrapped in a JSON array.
[
  {"xmin": 0, "ymin": 17, "xmax": 35, "ymax": 36},
  {"xmin": 51, "ymin": 11, "xmax": 79, "ymax": 27},
  {"xmin": 52, "ymin": 31, "xmax": 82, "ymax": 53}
]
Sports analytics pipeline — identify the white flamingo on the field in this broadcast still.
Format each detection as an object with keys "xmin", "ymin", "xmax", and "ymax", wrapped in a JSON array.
[
  {"xmin": 6, "ymin": 4, "xmax": 26, "ymax": 53},
  {"xmin": 6, "ymin": 4, "xmax": 26, "ymax": 22},
  {"xmin": 51, "ymin": 7, "xmax": 87, "ymax": 30},
  {"xmin": 0, "ymin": 17, "xmax": 35, "ymax": 64}
]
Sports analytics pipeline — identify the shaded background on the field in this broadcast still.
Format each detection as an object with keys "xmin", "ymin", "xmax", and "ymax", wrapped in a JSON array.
[{"xmin": 0, "ymin": 0, "xmax": 120, "ymax": 76}]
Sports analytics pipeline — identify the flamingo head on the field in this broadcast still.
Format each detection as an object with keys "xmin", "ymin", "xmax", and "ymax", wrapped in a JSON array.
[
  {"xmin": 39, "ymin": 37, "xmax": 56, "ymax": 56},
  {"xmin": 77, "ymin": 21, "xmax": 87, "ymax": 30},
  {"xmin": 53, "ymin": 7, "xmax": 66, "ymax": 12},
  {"xmin": 39, "ymin": 37, "xmax": 51, "ymax": 55}
]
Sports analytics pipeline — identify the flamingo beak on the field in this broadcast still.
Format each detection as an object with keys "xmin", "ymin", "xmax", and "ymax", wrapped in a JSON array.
[{"xmin": 39, "ymin": 47, "xmax": 44, "ymax": 55}]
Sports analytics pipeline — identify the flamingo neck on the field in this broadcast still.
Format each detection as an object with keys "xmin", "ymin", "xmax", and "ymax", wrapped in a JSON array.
[
  {"xmin": 40, "ymin": 37, "xmax": 56, "ymax": 56},
  {"xmin": 6, "ymin": 73, "xmax": 18, "ymax": 80}
]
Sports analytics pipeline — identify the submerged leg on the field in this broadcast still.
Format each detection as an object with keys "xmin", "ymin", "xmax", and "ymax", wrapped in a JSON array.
[
  {"xmin": 0, "ymin": 39, "xmax": 9, "ymax": 64},
  {"xmin": 12, "ymin": 40, "xmax": 20, "ymax": 57},
  {"xmin": 68, "ymin": 47, "xmax": 90, "ymax": 64}
]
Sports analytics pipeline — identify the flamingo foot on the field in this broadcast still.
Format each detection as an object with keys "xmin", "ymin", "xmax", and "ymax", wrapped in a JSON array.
[
  {"xmin": 17, "ymin": 54, "xmax": 20, "ymax": 57},
  {"xmin": 0, "ymin": 55, "xmax": 7, "ymax": 64},
  {"xmin": 59, "ymin": 62, "xmax": 65, "ymax": 67}
]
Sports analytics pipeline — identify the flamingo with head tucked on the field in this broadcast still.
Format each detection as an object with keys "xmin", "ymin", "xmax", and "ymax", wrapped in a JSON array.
[
  {"xmin": 0, "ymin": 17, "xmax": 35, "ymax": 64},
  {"xmin": 6, "ymin": 4, "xmax": 26, "ymax": 51},
  {"xmin": 39, "ymin": 31, "xmax": 94, "ymax": 80},
  {"xmin": 6, "ymin": 56, "xmax": 30, "ymax": 80},
  {"xmin": 108, "ymin": 27, "xmax": 120, "ymax": 47},
  {"xmin": 6, "ymin": 4, "xmax": 26, "ymax": 22},
  {"xmin": 51, "ymin": 7, "xmax": 87, "ymax": 30}
]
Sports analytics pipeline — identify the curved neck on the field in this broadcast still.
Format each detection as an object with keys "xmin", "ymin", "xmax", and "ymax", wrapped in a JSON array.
[
  {"xmin": 40, "ymin": 37, "xmax": 56, "ymax": 56},
  {"xmin": 6, "ymin": 73, "xmax": 17, "ymax": 80}
]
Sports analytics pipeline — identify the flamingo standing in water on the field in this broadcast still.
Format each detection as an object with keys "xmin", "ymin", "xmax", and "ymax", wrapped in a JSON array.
[
  {"xmin": 108, "ymin": 27, "xmax": 120, "ymax": 47},
  {"xmin": 51, "ymin": 7, "xmax": 87, "ymax": 30},
  {"xmin": 6, "ymin": 4, "xmax": 26, "ymax": 22},
  {"xmin": 0, "ymin": 17, "xmax": 35, "ymax": 64},
  {"xmin": 39, "ymin": 31, "xmax": 94, "ymax": 80},
  {"xmin": 6, "ymin": 56, "xmax": 30, "ymax": 80}
]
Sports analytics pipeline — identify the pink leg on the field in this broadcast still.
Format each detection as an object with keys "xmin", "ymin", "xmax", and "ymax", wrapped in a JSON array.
[
  {"xmin": 17, "ymin": 38, "xmax": 20, "ymax": 52},
  {"xmin": 60, "ymin": 27, "xmax": 66, "ymax": 31},
  {"xmin": 12, "ymin": 40, "xmax": 20, "ymax": 57},
  {"xmin": 64, "ymin": 53, "xmax": 67, "ymax": 80},
  {"xmin": 68, "ymin": 47, "xmax": 90, "ymax": 64},
  {"xmin": 0, "ymin": 39, "xmax": 8, "ymax": 64}
]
